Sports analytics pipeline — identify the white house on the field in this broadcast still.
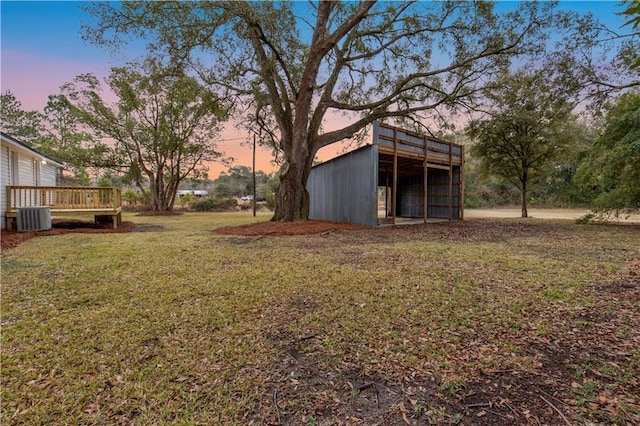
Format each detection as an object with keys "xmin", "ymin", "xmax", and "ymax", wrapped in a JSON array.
[
  {"xmin": 1, "ymin": 132, "xmax": 64, "ymax": 229},
  {"xmin": 177, "ymin": 189, "xmax": 208, "ymax": 198}
]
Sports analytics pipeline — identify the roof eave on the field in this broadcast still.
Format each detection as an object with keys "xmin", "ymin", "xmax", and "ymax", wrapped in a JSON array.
[{"xmin": 0, "ymin": 132, "xmax": 65, "ymax": 168}]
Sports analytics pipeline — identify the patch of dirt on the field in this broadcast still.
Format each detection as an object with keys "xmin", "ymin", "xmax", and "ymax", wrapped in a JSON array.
[
  {"xmin": 253, "ymin": 265, "xmax": 640, "ymax": 425},
  {"xmin": 449, "ymin": 263, "xmax": 640, "ymax": 425},
  {"xmin": 2, "ymin": 211, "xmax": 192, "ymax": 250},
  {"xmin": 261, "ymin": 332, "xmax": 446, "ymax": 426},
  {"xmin": 214, "ymin": 220, "xmax": 370, "ymax": 236},
  {"xmin": 386, "ymin": 219, "xmax": 560, "ymax": 243},
  {"xmin": 214, "ymin": 218, "xmax": 638, "ymax": 242},
  {"xmin": 257, "ymin": 295, "xmax": 445, "ymax": 425},
  {"xmin": 1, "ymin": 219, "xmax": 135, "ymax": 251}
]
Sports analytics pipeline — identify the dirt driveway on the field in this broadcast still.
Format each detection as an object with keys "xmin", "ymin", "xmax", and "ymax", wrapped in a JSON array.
[{"xmin": 465, "ymin": 207, "xmax": 640, "ymax": 222}]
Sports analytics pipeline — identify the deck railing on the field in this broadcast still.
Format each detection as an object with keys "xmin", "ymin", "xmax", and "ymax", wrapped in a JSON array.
[{"xmin": 7, "ymin": 186, "xmax": 122, "ymax": 212}]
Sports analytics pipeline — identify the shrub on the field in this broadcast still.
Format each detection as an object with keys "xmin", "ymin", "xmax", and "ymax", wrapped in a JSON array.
[
  {"xmin": 122, "ymin": 188, "xmax": 151, "ymax": 211},
  {"xmin": 178, "ymin": 193, "xmax": 194, "ymax": 208},
  {"xmin": 190, "ymin": 196, "xmax": 238, "ymax": 212},
  {"xmin": 123, "ymin": 188, "xmax": 141, "ymax": 203},
  {"xmin": 265, "ymin": 190, "xmax": 276, "ymax": 210}
]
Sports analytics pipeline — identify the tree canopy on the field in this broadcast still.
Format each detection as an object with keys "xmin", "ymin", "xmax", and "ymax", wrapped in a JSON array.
[
  {"xmin": 38, "ymin": 94, "xmax": 111, "ymax": 182},
  {"xmin": 468, "ymin": 70, "xmax": 579, "ymax": 217},
  {"xmin": 574, "ymin": 91, "xmax": 640, "ymax": 213},
  {"xmin": 83, "ymin": 0, "xmax": 567, "ymax": 221},
  {"xmin": 0, "ymin": 91, "xmax": 44, "ymax": 144},
  {"xmin": 1, "ymin": 90, "xmax": 108, "ymax": 184},
  {"xmin": 622, "ymin": 0, "xmax": 640, "ymax": 69},
  {"xmin": 63, "ymin": 59, "xmax": 227, "ymax": 211}
]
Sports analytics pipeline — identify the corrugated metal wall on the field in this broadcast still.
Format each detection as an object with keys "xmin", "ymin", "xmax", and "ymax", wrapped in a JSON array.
[
  {"xmin": 395, "ymin": 168, "xmax": 462, "ymax": 219},
  {"xmin": 427, "ymin": 167, "xmax": 462, "ymax": 219},
  {"xmin": 307, "ymin": 145, "xmax": 378, "ymax": 227},
  {"xmin": 397, "ymin": 176, "xmax": 423, "ymax": 217},
  {"xmin": 307, "ymin": 122, "xmax": 463, "ymax": 227}
]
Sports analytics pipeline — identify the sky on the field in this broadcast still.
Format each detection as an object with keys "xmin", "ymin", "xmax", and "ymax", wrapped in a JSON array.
[
  {"xmin": 0, "ymin": 1, "xmax": 632, "ymax": 179},
  {"xmin": 0, "ymin": 0, "xmax": 277, "ymax": 178}
]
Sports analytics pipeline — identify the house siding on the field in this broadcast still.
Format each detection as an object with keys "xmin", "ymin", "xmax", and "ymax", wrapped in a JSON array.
[
  {"xmin": 0, "ymin": 146, "xmax": 9, "ymax": 229},
  {"xmin": 1, "ymin": 133, "xmax": 63, "ymax": 229},
  {"xmin": 18, "ymin": 153, "xmax": 36, "ymax": 186},
  {"xmin": 41, "ymin": 163, "xmax": 57, "ymax": 186}
]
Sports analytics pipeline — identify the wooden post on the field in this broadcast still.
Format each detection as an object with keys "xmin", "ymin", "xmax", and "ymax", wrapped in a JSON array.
[
  {"xmin": 7, "ymin": 186, "xmax": 12, "ymax": 213},
  {"xmin": 392, "ymin": 128, "xmax": 398, "ymax": 225},
  {"xmin": 448, "ymin": 142, "xmax": 453, "ymax": 221},
  {"xmin": 460, "ymin": 145, "xmax": 465, "ymax": 220},
  {"xmin": 385, "ymin": 166, "xmax": 389, "ymax": 218},
  {"xmin": 423, "ymin": 136, "xmax": 428, "ymax": 224},
  {"xmin": 252, "ymin": 133, "xmax": 257, "ymax": 217}
]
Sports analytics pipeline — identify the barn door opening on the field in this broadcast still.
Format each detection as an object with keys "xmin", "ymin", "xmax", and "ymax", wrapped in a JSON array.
[{"xmin": 378, "ymin": 154, "xmax": 428, "ymax": 224}]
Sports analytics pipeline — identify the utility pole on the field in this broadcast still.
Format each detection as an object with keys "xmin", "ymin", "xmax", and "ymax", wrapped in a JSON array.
[{"xmin": 252, "ymin": 133, "xmax": 257, "ymax": 217}]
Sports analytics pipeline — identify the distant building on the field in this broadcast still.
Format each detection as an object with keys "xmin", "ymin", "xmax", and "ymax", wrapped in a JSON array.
[{"xmin": 177, "ymin": 189, "xmax": 208, "ymax": 198}]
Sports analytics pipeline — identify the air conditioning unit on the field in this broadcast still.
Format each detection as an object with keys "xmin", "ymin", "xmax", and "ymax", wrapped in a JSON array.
[{"xmin": 17, "ymin": 207, "xmax": 52, "ymax": 232}]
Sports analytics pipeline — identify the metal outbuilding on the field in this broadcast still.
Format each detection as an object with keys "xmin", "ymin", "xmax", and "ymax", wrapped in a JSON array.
[{"xmin": 307, "ymin": 122, "xmax": 464, "ymax": 227}]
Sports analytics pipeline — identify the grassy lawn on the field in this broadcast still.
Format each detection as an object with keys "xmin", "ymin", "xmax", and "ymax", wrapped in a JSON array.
[{"xmin": 2, "ymin": 212, "xmax": 639, "ymax": 425}]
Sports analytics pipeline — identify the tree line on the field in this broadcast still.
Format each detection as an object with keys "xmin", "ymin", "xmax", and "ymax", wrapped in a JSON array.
[
  {"xmin": 464, "ymin": 73, "xmax": 639, "ymax": 218},
  {"xmin": 1, "ymin": 1, "xmax": 638, "ymax": 219}
]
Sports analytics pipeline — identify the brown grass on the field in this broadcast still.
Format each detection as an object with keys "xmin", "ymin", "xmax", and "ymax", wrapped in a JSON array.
[{"xmin": 2, "ymin": 212, "xmax": 639, "ymax": 425}]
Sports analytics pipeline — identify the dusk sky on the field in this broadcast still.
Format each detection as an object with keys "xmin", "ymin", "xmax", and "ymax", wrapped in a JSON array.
[{"xmin": 0, "ymin": 1, "xmax": 631, "ymax": 178}]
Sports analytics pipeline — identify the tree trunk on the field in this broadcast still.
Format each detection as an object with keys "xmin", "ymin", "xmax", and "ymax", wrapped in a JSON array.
[
  {"xmin": 520, "ymin": 176, "xmax": 528, "ymax": 218},
  {"xmin": 147, "ymin": 170, "xmax": 161, "ymax": 211},
  {"xmin": 270, "ymin": 120, "xmax": 319, "ymax": 221},
  {"xmin": 150, "ymin": 183, "xmax": 161, "ymax": 211},
  {"xmin": 149, "ymin": 172, "xmax": 175, "ymax": 212},
  {"xmin": 272, "ymin": 159, "xmax": 310, "ymax": 221}
]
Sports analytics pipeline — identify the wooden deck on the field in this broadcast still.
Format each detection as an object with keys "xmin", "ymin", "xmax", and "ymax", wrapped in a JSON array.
[{"xmin": 5, "ymin": 186, "xmax": 122, "ymax": 230}]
